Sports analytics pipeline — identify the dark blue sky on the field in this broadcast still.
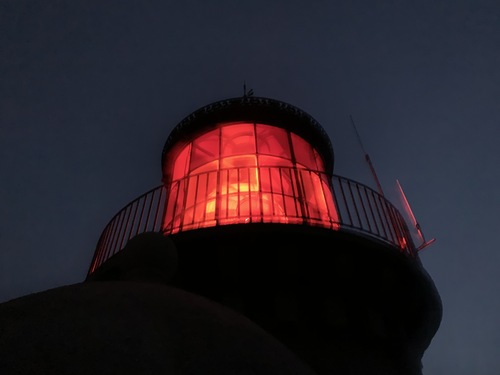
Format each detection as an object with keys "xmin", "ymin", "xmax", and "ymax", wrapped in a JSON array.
[{"xmin": 1, "ymin": 1, "xmax": 499, "ymax": 374}]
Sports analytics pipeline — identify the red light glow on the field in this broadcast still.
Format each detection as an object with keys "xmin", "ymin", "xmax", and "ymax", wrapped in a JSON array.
[{"xmin": 162, "ymin": 123, "xmax": 339, "ymax": 234}]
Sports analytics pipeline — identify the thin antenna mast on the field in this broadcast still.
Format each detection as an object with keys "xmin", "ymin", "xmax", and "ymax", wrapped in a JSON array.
[
  {"xmin": 350, "ymin": 115, "xmax": 385, "ymax": 196},
  {"xmin": 396, "ymin": 179, "xmax": 436, "ymax": 252}
]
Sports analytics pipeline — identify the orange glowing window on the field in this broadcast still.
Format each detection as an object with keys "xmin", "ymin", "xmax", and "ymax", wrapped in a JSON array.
[{"xmin": 163, "ymin": 123, "xmax": 338, "ymax": 234}]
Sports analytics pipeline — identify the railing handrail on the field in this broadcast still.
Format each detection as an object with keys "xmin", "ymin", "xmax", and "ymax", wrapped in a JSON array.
[{"xmin": 87, "ymin": 170, "xmax": 415, "ymax": 276}]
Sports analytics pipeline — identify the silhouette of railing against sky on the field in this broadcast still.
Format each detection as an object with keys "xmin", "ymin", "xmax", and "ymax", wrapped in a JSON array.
[{"xmin": 88, "ymin": 169, "xmax": 415, "ymax": 275}]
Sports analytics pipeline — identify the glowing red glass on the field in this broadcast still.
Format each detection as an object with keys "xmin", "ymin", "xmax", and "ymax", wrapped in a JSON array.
[{"xmin": 163, "ymin": 123, "xmax": 339, "ymax": 234}]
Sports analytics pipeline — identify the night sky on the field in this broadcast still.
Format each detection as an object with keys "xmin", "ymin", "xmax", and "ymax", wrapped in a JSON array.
[{"xmin": 1, "ymin": 1, "xmax": 499, "ymax": 374}]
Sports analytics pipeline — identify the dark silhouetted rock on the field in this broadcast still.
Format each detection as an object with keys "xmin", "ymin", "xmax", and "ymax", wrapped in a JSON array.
[{"xmin": 0, "ymin": 281, "xmax": 317, "ymax": 375}]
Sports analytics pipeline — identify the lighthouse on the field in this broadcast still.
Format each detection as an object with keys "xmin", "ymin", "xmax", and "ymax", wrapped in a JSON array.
[
  {"xmin": 87, "ymin": 95, "xmax": 442, "ymax": 374},
  {"xmin": 0, "ymin": 95, "xmax": 442, "ymax": 375}
]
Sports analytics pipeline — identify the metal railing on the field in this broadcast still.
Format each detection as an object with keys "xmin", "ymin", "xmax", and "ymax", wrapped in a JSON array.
[
  {"xmin": 87, "ymin": 186, "xmax": 167, "ymax": 275},
  {"xmin": 87, "ymin": 172, "xmax": 415, "ymax": 275},
  {"xmin": 331, "ymin": 175, "xmax": 413, "ymax": 254}
]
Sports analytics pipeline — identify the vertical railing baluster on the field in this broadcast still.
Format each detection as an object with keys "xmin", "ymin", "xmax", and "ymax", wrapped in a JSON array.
[
  {"xmin": 330, "ymin": 176, "xmax": 343, "ymax": 225},
  {"xmin": 171, "ymin": 181, "xmax": 182, "ymax": 233},
  {"xmin": 387, "ymin": 203, "xmax": 402, "ymax": 248},
  {"xmin": 143, "ymin": 188, "xmax": 156, "ymax": 231},
  {"xmin": 92, "ymin": 224, "xmax": 112, "ymax": 273},
  {"xmin": 347, "ymin": 180, "xmax": 362, "ymax": 229},
  {"xmin": 110, "ymin": 210, "xmax": 126, "ymax": 257},
  {"xmin": 135, "ymin": 195, "xmax": 147, "ymax": 237},
  {"xmin": 364, "ymin": 187, "xmax": 379, "ymax": 236},
  {"xmin": 119, "ymin": 205, "xmax": 133, "ymax": 250},
  {"xmin": 378, "ymin": 196, "xmax": 396, "ymax": 245},
  {"xmin": 201, "ymin": 172, "xmax": 210, "ymax": 223},
  {"xmin": 127, "ymin": 201, "xmax": 140, "ymax": 241},
  {"xmin": 372, "ymin": 191, "xmax": 388, "ymax": 240},
  {"xmin": 247, "ymin": 167, "xmax": 253, "ymax": 221},
  {"xmin": 338, "ymin": 178, "xmax": 352, "ymax": 227},
  {"xmin": 101, "ymin": 216, "xmax": 119, "ymax": 266},
  {"xmin": 356, "ymin": 184, "xmax": 371, "ymax": 233},
  {"xmin": 387, "ymin": 205, "xmax": 402, "ymax": 249},
  {"xmin": 152, "ymin": 187, "xmax": 164, "ymax": 232}
]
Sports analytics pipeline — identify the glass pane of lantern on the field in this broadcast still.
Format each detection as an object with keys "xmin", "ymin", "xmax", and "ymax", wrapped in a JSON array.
[
  {"xmin": 256, "ymin": 124, "xmax": 291, "ymax": 159},
  {"xmin": 291, "ymin": 133, "xmax": 321, "ymax": 171},
  {"xmin": 190, "ymin": 129, "xmax": 220, "ymax": 172},
  {"xmin": 221, "ymin": 124, "xmax": 256, "ymax": 157},
  {"xmin": 172, "ymin": 144, "xmax": 191, "ymax": 181}
]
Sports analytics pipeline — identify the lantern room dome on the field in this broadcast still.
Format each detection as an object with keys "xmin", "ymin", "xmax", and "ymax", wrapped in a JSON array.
[{"xmin": 162, "ymin": 96, "xmax": 334, "ymax": 174}]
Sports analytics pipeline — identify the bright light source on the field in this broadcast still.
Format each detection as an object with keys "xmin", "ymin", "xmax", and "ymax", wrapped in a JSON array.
[{"xmin": 162, "ymin": 123, "xmax": 339, "ymax": 234}]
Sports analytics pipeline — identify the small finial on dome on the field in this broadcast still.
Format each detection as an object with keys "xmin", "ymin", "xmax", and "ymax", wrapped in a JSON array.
[{"xmin": 243, "ymin": 81, "xmax": 254, "ymax": 97}]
